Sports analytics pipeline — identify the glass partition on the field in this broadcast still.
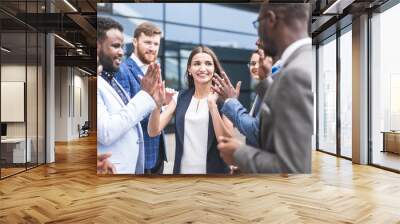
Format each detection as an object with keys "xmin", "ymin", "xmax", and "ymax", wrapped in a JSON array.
[
  {"xmin": 371, "ymin": 3, "xmax": 400, "ymax": 171},
  {"xmin": 0, "ymin": 0, "xmax": 46, "ymax": 179},
  {"xmin": 339, "ymin": 27, "xmax": 352, "ymax": 158},
  {"xmin": 1, "ymin": 30, "xmax": 28, "ymax": 177},
  {"xmin": 317, "ymin": 35, "xmax": 337, "ymax": 155}
]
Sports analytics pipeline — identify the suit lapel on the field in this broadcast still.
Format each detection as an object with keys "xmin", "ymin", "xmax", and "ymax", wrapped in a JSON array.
[
  {"xmin": 262, "ymin": 45, "xmax": 311, "ymax": 103},
  {"xmin": 259, "ymin": 44, "xmax": 311, "ymax": 148},
  {"xmin": 249, "ymin": 95, "xmax": 260, "ymax": 117},
  {"xmin": 99, "ymin": 75, "xmax": 125, "ymax": 107},
  {"xmin": 176, "ymin": 88, "xmax": 215, "ymax": 154},
  {"xmin": 126, "ymin": 58, "xmax": 143, "ymax": 96},
  {"xmin": 281, "ymin": 45, "xmax": 311, "ymax": 73},
  {"xmin": 176, "ymin": 88, "xmax": 194, "ymax": 152},
  {"xmin": 127, "ymin": 58, "xmax": 143, "ymax": 79},
  {"xmin": 207, "ymin": 114, "xmax": 214, "ymax": 152}
]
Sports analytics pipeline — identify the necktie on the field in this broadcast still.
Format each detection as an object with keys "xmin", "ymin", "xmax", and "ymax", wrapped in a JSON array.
[{"xmin": 102, "ymin": 71, "xmax": 129, "ymax": 105}]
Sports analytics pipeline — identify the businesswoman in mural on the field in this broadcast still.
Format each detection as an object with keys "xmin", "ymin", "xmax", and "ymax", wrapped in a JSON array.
[{"xmin": 148, "ymin": 46, "xmax": 234, "ymax": 174}]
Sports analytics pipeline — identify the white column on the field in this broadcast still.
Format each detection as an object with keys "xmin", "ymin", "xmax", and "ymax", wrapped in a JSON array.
[
  {"xmin": 352, "ymin": 14, "xmax": 369, "ymax": 164},
  {"xmin": 46, "ymin": 32, "xmax": 55, "ymax": 163}
]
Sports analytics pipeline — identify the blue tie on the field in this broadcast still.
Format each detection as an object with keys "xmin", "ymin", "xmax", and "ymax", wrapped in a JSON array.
[
  {"xmin": 101, "ymin": 71, "xmax": 129, "ymax": 105},
  {"xmin": 271, "ymin": 64, "xmax": 281, "ymax": 77}
]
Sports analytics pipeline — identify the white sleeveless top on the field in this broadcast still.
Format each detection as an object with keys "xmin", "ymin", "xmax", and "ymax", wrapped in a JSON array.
[{"xmin": 179, "ymin": 96, "xmax": 209, "ymax": 174}]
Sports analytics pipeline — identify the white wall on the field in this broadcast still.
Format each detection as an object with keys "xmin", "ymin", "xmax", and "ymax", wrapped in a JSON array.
[
  {"xmin": 55, "ymin": 66, "xmax": 68, "ymax": 141},
  {"xmin": 1, "ymin": 63, "xmax": 46, "ymax": 164},
  {"xmin": 71, "ymin": 72, "xmax": 89, "ymax": 138},
  {"xmin": 1, "ymin": 64, "xmax": 41, "ymax": 138},
  {"xmin": 1, "ymin": 65, "xmax": 34, "ymax": 138},
  {"xmin": 54, "ymin": 67, "xmax": 89, "ymax": 141},
  {"xmin": 1, "ymin": 65, "xmax": 26, "ymax": 142}
]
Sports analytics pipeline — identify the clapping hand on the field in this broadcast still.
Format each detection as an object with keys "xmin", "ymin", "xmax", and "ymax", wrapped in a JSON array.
[
  {"xmin": 97, "ymin": 152, "xmax": 116, "ymax": 174},
  {"xmin": 229, "ymin": 165, "xmax": 240, "ymax": 175},
  {"xmin": 211, "ymin": 72, "xmax": 241, "ymax": 101},
  {"xmin": 164, "ymin": 87, "xmax": 176, "ymax": 105},
  {"xmin": 153, "ymin": 81, "xmax": 166, "ymax": 108},
  {"xmin": 141, "ymin": 63, "xmax": 161, "ymax": 96},
  {"xmin": 256, "ymin": 49, "xmax": 273, "ymax": 80},
  {"xmin": 217, "ymin": 136, "xmax": 242, "ymax": 166},
  {"xmin": 207, "ymin": 88, "xmax": 219, "ymax": 106}
]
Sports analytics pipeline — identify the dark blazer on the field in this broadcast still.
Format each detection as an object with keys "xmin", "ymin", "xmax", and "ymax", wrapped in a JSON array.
[
  {"xmin": 234, "ymin": 44, "xmax": 313, "ymax": 173},
  {"xmin": 173, "ymin": 88, "xmax": 229, "ymax": 174}
]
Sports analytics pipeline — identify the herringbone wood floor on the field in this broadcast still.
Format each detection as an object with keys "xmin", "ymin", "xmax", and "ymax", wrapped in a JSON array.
[{"xmin": 1, "ymin": 135, "xmax": 400, "ymax": 223}]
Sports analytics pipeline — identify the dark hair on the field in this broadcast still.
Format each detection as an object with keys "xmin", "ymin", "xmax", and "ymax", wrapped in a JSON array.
[
  {"xmin": 134, "ymin": 22, "xmax": 162, "ymax": 38},
  {"xmin": 249, "ymin": 50, "xmax": 258, "ymax": 61},
  {"xmin": 97, "ymin": 17, "xmax": 124, "ymax": 43},
  {"xmin": 261, "ymin": 2, "xmax": 310, "ymax": 30},
  {"xmin": 186, "ymin": 46, "xmax": 224, "ymax": 89}
]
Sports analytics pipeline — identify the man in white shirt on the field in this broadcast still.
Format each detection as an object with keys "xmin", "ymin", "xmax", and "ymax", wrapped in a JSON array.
[{"xmin": 217, "ymin": 2, "xmax": 314, "ymax": 173}]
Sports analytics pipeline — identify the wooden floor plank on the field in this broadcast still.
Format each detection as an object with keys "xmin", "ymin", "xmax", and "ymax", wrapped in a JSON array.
[{"xmin": 0, "ymin": 135, "xmax": 399, "ymax": 223}]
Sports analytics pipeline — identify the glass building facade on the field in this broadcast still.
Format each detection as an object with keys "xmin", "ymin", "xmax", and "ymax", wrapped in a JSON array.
[{"xmin": 98, "ymin": 3, "xmax": 260, "ymax": 118}]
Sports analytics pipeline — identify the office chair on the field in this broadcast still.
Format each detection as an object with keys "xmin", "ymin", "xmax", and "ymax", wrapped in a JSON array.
[{"xmin": 79, "ymin": 121, "xmax": 90, "ymax": 138}]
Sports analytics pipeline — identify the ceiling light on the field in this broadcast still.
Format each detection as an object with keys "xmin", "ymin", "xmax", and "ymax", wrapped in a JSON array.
[
  {"xmin": 323, "ymin": 0, "xmax": 355, "ymax": 15},
  {"xmin": 54, "ymin": 34, "xmax": 75, "ymax": 48},
  {"xmin": 78, "ymin": 67, "xmax": 93, "ymax": 76},
  {"xmin": 76, "ymin": 48, "xmax": 84, "ymax": 55},
  {"xmin": 63, "ymin": 0, "xmax": 78, "ymax": 12},
  {"xmin": 1, "ymin": 47, "xmax": 11, "ymax": 53}
]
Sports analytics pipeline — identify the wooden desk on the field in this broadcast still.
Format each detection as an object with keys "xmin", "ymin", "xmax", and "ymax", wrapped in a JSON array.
[{"xmin": 382, "ymin": 131, "xmax": 400, "ymax": 154}]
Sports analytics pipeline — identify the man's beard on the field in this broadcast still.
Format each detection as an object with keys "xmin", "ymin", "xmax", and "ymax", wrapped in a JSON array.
[
  {"xmin": 259, "ymin": 29, "xmax": 277, "ymax": 58},
  {"xmin": 136, "ymin": 45, "xmax": 156, "ymax": 64},
  {"xmin": 262, "ymin": 37, "xmax": 277, "ymax": 58},
  {"xmin": 99, "ymin": 50, "xmax": 119, "ymax": 73}
]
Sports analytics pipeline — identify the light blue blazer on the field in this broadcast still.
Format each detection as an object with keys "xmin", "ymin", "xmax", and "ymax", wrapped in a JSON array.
[{"xmin": 97, "ymin": 76, "xmax": 156, "ymax": 174}]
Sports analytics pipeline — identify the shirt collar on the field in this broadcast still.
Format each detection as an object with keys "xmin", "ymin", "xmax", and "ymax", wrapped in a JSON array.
[
  {"xmin": 280, "ymin": 37, "xmax": 311, "ymax": 66},
  {"xmin": 130, "ymin": 53, "xmax": 148, "ymax": 74},
  {"xmin": 271, "ymin": 60, "xmax": 282, "ymax": 76},
  {"xmin": 101, "ymin": 70, "xmax": 115, "ymax": 83}
]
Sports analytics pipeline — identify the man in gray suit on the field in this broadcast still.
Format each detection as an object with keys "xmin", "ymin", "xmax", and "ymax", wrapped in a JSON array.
[{"xmin": 216, "ymin": 2, "xmax": 313, "ymax": 173}]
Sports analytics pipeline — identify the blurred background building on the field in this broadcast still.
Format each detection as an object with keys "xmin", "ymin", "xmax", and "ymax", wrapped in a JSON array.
[{"xmin": 98, "ymin": 3, "xmax": 260, "ymax": 116}]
